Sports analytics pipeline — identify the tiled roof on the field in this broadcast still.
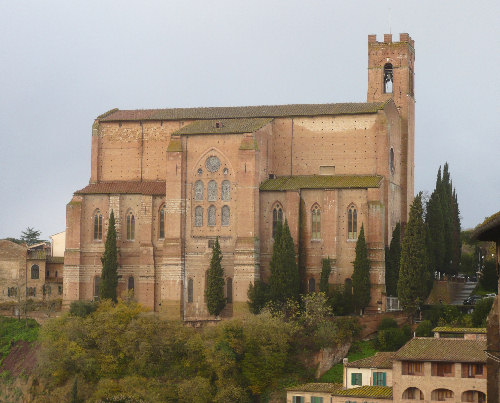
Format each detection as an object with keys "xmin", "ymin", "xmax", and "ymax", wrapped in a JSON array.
[
  {"xmin": 334, "ymin": 386, "xmax": 393, "ymax": 399},
  {"xmin": 98, "ymin": 102, "xmax": 389, "ymax": 121},
  {"xmin": 433, "ymin": 327, "xmax": 487, "ymax": 334},
  {"xmin": 345, "ymin": 352, "xmax": 395, "ymax": 369},
  {"xmin": 394, "ymin": 338, "xmax": 487, "ymax": 363},
  {"xmin": 471, "ymin": 210, "xmax": 500, "ymax": 241},
  {"xmin": 46, "ymin": 256, "xmax": 64, "ymax": 264},
  {"xmin": 75, "ymin": 181, "xmax": 166, "ymax": 195},
  {"xmin": 287, "ymin": 383, "xmax": 343, "ymax": 393},
  {"xmin": 259, "ymin": 175, "xmax": 383, "ymax": 191},
  {"xmin": 172, "ymin": 118, "xmax": 272, "ymax": 135}
]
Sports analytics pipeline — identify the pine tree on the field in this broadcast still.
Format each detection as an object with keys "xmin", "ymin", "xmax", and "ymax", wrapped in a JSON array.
[
  {"xmin": 20, "ymin": 227, "xmax": 43, "ymax": 245},
  {"xmin": 385, "ymin": 223, "xmax": 401, "ymax": 297},
  {"xmin": 320, "ymin": 257, "xmax": 332, "ymax": 294},
  {"xmin": 352, "ymin": 224, "xmax": 371, "ymax": 313},
  {"xmin": 100, "ymin": 210, "xmax": 119, "ymax": 302},
  {"xmin": 205, "ymin": 237, "xmax": 226, "ymax": 316},
  {"xmin": 269, "ymin": 220, "xmax": 300, "ymax": 305},
  {"xmin": 398, "ymin": 193, "xmax": 430, "ymax": 313}
]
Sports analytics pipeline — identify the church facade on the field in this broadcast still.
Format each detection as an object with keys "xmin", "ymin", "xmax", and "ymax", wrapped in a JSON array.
[{"xmin": 63, "ymin": 33, "xmax": 415, "ymax": 319}]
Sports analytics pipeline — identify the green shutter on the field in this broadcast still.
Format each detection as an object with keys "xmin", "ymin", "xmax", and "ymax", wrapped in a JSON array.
[
  {"xmin": 351, "ymin": 373, "xmax": 356, "ymax": 385},
  {"xmin": 382, "ymin": 372, "xmax": 386, "ymax": 386}
]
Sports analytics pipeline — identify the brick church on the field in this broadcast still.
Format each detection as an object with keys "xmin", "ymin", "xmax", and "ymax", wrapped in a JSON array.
[{"xmin": 63, "ymin": 33, "xmax": 415, "ymax": 320}]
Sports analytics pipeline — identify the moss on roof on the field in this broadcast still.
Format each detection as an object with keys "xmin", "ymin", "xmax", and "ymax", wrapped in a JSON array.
[
  {"xmin": 433, "ymin": 327, "xmax": 486, "ymax": 334},
  {"xmin": 345, "ymin": 352, "xmax": 395, "ymax": 369},
  {"xmin": 471, "ymin": 210, "xmax": 500, "ymax": 241},
  {"xmin": 166, "ymin": 138, "xmax": 182, "ymax": 152},
  {"xmin": 334, "ymin": 386, "xmax": 392, "ymax": 399},
  {"xmin": 172, "ymin": 118, "xmax": 272, "ymax": 136},
  {"xmin": 99, "ymin": 102, "xmax": 390, "ymax": 121},
  {"xmin": 260, "ymin": 175, "xmax": 383, "ymax": 191},
  {"xmin": 75, "ymin": 181, "xmax": 166, "ymax": 195},
  {"xmin": 46, "ymin": 256, "xmax": 64, "ymax": 264},
  {"xmin": 288, "ymin": 383, "xmax": 343, "ymax": 393},
  {"xmin": 394, "ymin": 337, "xmax": 486, "ymax": 363}
]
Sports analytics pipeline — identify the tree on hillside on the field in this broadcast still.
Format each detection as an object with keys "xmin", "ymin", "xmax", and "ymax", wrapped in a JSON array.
[
  {"xmin": 320, "ymin": 257, "xmax": 332, "ymax": 294},
  {"xmin": 269, "ymin": 220, "xmax": 300, "ymax": 305},
  {"xmin": 398, "ymin": 193, "xmax": 430, "ymax": 314},
  {"xmin": 20, "ymin": 227, "xmax": 44, "ymax": 245},
  {"xmin": 450, "ymin": 188, "xmax": 462, "ymax": 274},
  {"xmin": 385, "ymin": 223, "xmax": 401, "ymax": 297},
  {"xmin": 352, "ymin": 224, "xmax": 371, "ymax": 313},
  {"xmin": 426, "ymin": 190, "xmax": 445, "ymax": 273},
  {"xmin": 100, "ymin": 210, "xmax": 118, "ymax": 302},
  {"xmin": 206, "ymin": 237, "xmax": 226, "ymax": 316}
]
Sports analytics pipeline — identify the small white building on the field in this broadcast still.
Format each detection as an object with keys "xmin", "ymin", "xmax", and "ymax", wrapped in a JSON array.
[{"xmin": 343, "ymin": 352, "xmax": 394, "ymax": 388}]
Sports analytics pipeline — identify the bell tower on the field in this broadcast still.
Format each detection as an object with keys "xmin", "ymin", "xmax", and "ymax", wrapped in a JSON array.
[{"xmin": 367, "ymin": 33, "xmax": 415, "ymax": 222}]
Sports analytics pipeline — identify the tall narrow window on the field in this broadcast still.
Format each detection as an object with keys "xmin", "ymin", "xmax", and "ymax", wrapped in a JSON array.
[
  {"xmin": 195, "ymin": 206, "xmax": 203, "ymax": 227},
  {"xmin": 194, "ymin": 180, "xmax": 204, "ymax": 201},
  {"xmin": 31, "ymin": 265, "xmax": 39, "ymax": 279},
  {"xmin": 94, "ymin": 276, "xmax": 101, "ymax": 298},
  {"xmin": 226, "ymin": 278, "xmax": 233, "ymax": 303},
  {"xmin": 221, "ymin": 180, "xmax": 231, "ymax": 201},
  {"xmin": 384, "ymin": 63, "xmax": 393, "ymax": 93},
  {"xmin": 208, "ymin": 180, "xmax": 217, "ymax": 201},
  {"xmin": 159, "ymin": 205, "xmax": 166, "ymax": 239},
  {"xmin": 308, "ymin": 278, "xmax": 316, "ymax": 293},
  {"xmin": 128, "ymin": 276, "xmax": 134, "ymax": 291},
  {"xmin": 311, "ymin": 205, "xmax": 321, "ymax": 239},
  {"xmin": 348, "ymin": 206, "xmax": 357, "ymax": 239},
  {"xmin": 221, "ymin": 205, "xmax": 230, "ymax": 226},
  {"xmin": 389, "ymin": 148, "xmax": 395, "ymax": 174},
  {"xmin": 188, "ymin": 278, "xmax": 193, "ymax": 303},
  {"xmin": 94, "ymin": 210, "xmax": 103, "ymax": 240},
  {"xmin": 272, "ymin": 204, "xmax": 283, "ymax": 238},
  {"xmin": 208, "ymin": 205, "xmax": 216, "ymax": 226},
  {"xmin": 127, "ymin": 211, "xmax": 135, "ymax": 241}
]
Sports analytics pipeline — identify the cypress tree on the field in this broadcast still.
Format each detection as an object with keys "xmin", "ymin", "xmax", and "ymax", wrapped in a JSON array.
[
  {"xmin": 320, "ymin": 257, "xmax": 332, "ymax": 294},
  {"xmin": 298, "ymin": 198, "xmax": 308, "ymax": 294},
  {"xmin": 352, "ymin": 224, "xmax": 371, "ymax": 313},
  {"xmin": 205, "ymin": 237, "xmax": 226, "ymax": 316},
  {"xmin": 269, "ymin": 219, "xmax": 300, "ymax": 304},
  {"xmin": 440, "ymin": 163, "xmax": 453, "ymax": 275},
  {"xmin": 426, "ymin": 190, "xmax": 445, "ymax": 273},
  {"xmin": 398, "ymin": 193, "xmax": 430, "ymax": 314},
  {"xmin": 100, "ymin": 210, "xmax": 118, "ymax": 302},
  {"xmin": 385, "ymin": 223, "xmax": 401, "ymax": 297},
  {"xmin": 450, "ymin": 189, "xmax": 462, "ymax": 274}
]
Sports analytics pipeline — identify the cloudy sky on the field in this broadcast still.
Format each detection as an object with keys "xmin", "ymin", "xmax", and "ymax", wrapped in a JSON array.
[{"xmin": 0, "ymin": 0, "xmax": 498, "ymax": 240}]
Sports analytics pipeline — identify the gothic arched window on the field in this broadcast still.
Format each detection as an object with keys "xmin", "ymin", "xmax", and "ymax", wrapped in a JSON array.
[
  {"xmin": 128, "ymin": 276, "xmax": 134, "ymax": 291},
  {"xmin": 208, "ymin": 180, "xmax": 217, "ymax": 201},
  {"xmin": 272, "ymin": 204, "xmax": 283, "ymax": 238},
  {"xmin": 195, "ymin": 206, "xmax": 203, "ymax": 227},
  {"xmin": 31, "ymin": 265, "xmax": 39, "ymax": 280},
  {"xmin": 94, "ymin": 210, "xmax": 103, "ymax": 240},
  {"xmin": 308, "ymin": 278, "xmax": 316, "ymax": 293},
  {"xmin": 221, "ymin": 180, "xmax": 231, "ymax": 201},
  {"xmin": 226, "ymin": 278, "xmax": 233, "ymax": 303},
  {"xmin": 221, "ymin": 205, "xmax": 230, "ymax": 226},
  {"xmin": 384, "ymin": 63, "xmax": 393, "ymax": 94},
  {"xmin": 208, "ymin": 205, "xmax": 216, "ymax": 226},
  {"xmin": 126, "ymin": 211, "xmax": 135, "ymax": 241},
  {"xmin": 194, "ymin": 180, "xmax": 204, "ymax": 201},
  {"xmin": 348, "ymin": 206, "xmax": 357, "ymax": 240},
  {"xmin": 159, "ymin": 204, "xmax": 166, "ymax": 239},
  {"xmin": 311, "ymin": 204, "xmax": 321, "ymax": 239},
  {"xmin": 187, "ymin": 278, "xmax": 193, "ymax": 303}
]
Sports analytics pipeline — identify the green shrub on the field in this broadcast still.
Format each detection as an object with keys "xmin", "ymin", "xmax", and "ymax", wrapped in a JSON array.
[
  {"xmin": 69, "ymin": 300, "xmax": 97, "ymax": 317},
  {"xmin": 415, "ymin": 320, "xmax": 433, "ymax": 337},
  {"xmin": 472, "ymin": 297, "xmax": 494, "ymax": 327},
  {"xmin": 377, "ymin": 317, "xmax": 398, "ymax": 331},
  {"xmin": 376, "ymin": 324, "xmax": 411, "ymax": 351}
]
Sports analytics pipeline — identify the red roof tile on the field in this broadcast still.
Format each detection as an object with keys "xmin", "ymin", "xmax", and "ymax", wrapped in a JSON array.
[{"xmin": 75, "ymin": 181, "xmax": 165, "ymax": 195}]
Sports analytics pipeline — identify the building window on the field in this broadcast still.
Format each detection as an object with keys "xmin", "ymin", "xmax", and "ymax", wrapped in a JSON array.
[
  {"xmin": 348, "ymin": 206, "xmax": 357, "ymax": 239},
  {"xmin": 55, "ymin": 271, "xmax": 58, "ymax": 278},
  {"xmin": 351, "ymin": 373, "xmax": 362, "ymax": 386},
  {"xmin": 221, "ymin": 180, "xmax": 230, "ymax": 201},
  {"xmin": 31, "ymin": 264, "xmax": 39, "ymax": 279},
  {"xmin": 402, "ymin": 361, "xmax": 424, "ymax": 376},
  {"xmin": 208, "ymin": 180, "xmax": 217, "ymax": 201},
  {"xmin": 272, "ymin": 204, "xmax": 283, "ymax": 238},
  {"xmin": 312, "ymin": 204, "xmax": 321, "ymax": 239},
  {"xmin": 384, "ymin": 63, "xmax": 393, "ymax": 93},
  {"xmin": 126, "ymin": 211, "xmax": 135, "ymax": 241},
  {"xmin": 159, "ymin": 205, "xmax": 166, "ymax": 239},
  {"xmin": 7, "ymin": 287, "xmax": 17, "ymax": 297},
  {"xmin": 432, "ymin": 362, "xmax": 454, "ymax": 377},
  {"xmin": 195, "ymin": 206, "xmax": 203, "ymax": 227},
  {"xmin": 187, "ymin": 278, "xmax": 193, "ymax": 303},
  {"xmin": 94, "ymin": 276, "xmax": 101, "ymax": 298},
  {"xmin": 292, "ymin": 397, "xmax": 304, "ymax": 403},
  {"xmin": 208, "ymin": 205, "xmax": 216, "ymax": 226},
  {"xmin": 128, "ymin": 276, "xmax": 134, "ymax": 291},
  {"xmin": 402, "ymin": 387, "xmax": 424, "ymax": 400},
  {"xmin": 58, "ymin": 285, "xmax": 63, "ymax": 295},
  {"xmin": 194, "ymin": 180, "xmax": 204, "ymax": 201},
  {"xmin": 462, "ymin": 363, "xmax": 483, "ymax": 378},
  {"xmin": 94, "ymin": 210, "xmax": 103, "ymax": 240},
  {"xmin": 431, "ymin": 389, "xmax": 454, "ymax": 401},
  {"xmin": 46, "ymin": 285, "xmax": 51, "ymax": 295},
  {"xmin": 226, "ymin": 278, "xmax": 233, "ymax": 303},
  {"xmin": 311, "ymin": 397, "xmax": 323, "ymax": 403},
  {"xmin": 462, "ymin": 391, "xmax": 486, "ymax": 403},
  {"xmin": 308, "ymin": 278, "xmax": 316, "ymax": 293},
  {"xmin": 389, "ymin": 147, "xmax": 395, "ymax": 174},
  {"xmin": 206, "ymin": 156, "xmax": 221, "ymax": 173},
  {"xmin": 221, "ymin": 205, "xmax": 230, "ymax": 226},
  {"xmin": 373, "ymin": 371, "xmax": 386, "ymax": 386}
]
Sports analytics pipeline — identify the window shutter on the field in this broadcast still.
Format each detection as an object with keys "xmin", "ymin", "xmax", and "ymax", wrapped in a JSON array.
[
  {"xmin": 382, "ymin": 372, "xmax": 386, "ymax": 386},
  {"xmin": 351, "ymin": 373, "xmax": 356, "ymax": 385}
]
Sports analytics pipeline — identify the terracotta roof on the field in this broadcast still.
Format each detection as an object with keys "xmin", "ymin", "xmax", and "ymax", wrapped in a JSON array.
[
  {"xmin": 259, "ymin": 175, "xmax": 383, "ymax": 191},
  {"xmin": 471, "ymin": 210, "xmax": 500, "ymax": 241},
  {"xmin": 394, "ymin": 338, "xmax": 487, "ymax": 363},
  {"xmin": 99, "ymin": 102, "xmax": 389, "ymax": 122},
  {"xmin": 288, "ymin": 383, "xmax": 343, "ymax": 393},
  {"xmin": 172, "ymin": 118, "xmax": 272, "ymax": 135},
  {"xmin": 345, "ymin": 352, "xmax": 395, "ymax": 369},
  {"xmin": 433, "ymin": 327, "xmax": 487, "ymax": 334},
  {"xmin": 334, "ymin": 386, "xmax": 392, "ymax": 399},
  {"xmin": 75, "ymin": 181, "xmax": 166, "ymax": 195}
]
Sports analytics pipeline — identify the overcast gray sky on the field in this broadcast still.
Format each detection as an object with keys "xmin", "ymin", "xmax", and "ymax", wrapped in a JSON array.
[{"xmin": 0, "ymin": 0, "xmax": 498, "ymax": 240}]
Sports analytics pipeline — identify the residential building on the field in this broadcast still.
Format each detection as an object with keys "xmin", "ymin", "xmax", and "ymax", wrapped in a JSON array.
[
  {"xmin": 344, "ymin": 352, "xmax": 394, "ymax": 388},
  {"xmin": 287, "ymin": 383, "xmax": 392, "ymax": 403}
]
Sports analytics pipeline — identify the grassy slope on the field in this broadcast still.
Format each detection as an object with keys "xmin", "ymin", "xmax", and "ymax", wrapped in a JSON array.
[
  {"xmin": 318, "ymin": 340, "xmax": 376, "ymax": 383},
  {"xmin": 0, "ymin": 317, "xmax": 39, "ymax": 365}
]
